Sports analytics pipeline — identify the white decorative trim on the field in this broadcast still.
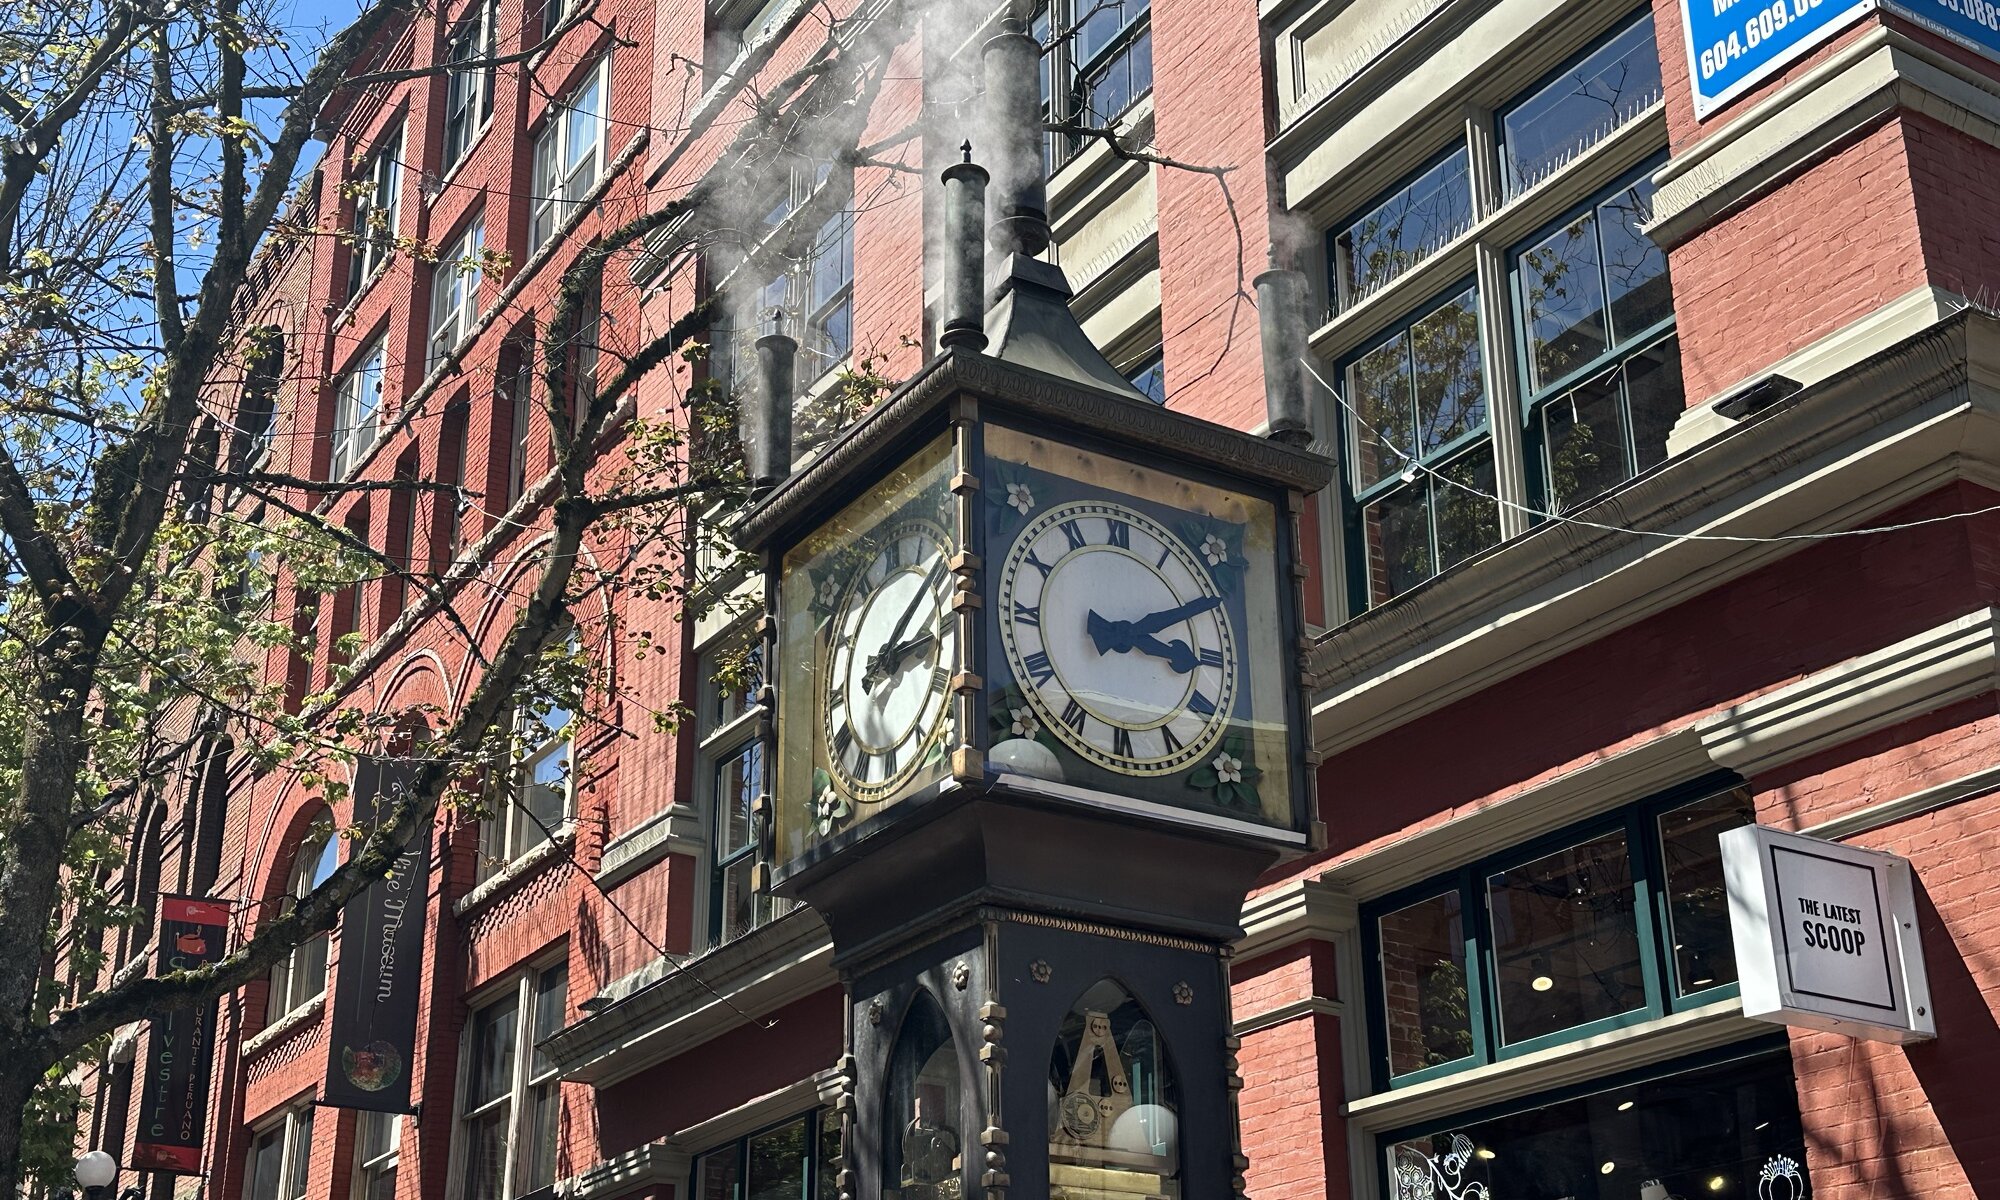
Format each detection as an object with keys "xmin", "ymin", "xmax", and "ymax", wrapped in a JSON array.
[
  {"xmin": 1236, "ymin": 995, "xmax": 1345, "ymax": 1036},
  {"xmin": 453, "ymin": 823, "xmax": 575, "ymax": 918},
  {"xmin": 1342, "ymin": 998, "xmax": 1759, "ymax": 1132},
  {"xmin": 1697, "ymin": 608, "xmax": 2000, "ymax": 775},
  {"xmin": 596, "ymin": 805, "xmax": 704, "ymax": 888},
  {"xmin": 241, "ymin": 994, "xmax": 323, "ymax": 1061},
  {"xmin": 1237, "ymin": 877, "xmax": 1356, "ymax": 962},
  {"xmin": 561, "ymin": 1139, "xmax": 690, "ymax": 1200},
  {"xmin": 676, "ymin": 1068, "xmax": 844, "ymax": 1152}
]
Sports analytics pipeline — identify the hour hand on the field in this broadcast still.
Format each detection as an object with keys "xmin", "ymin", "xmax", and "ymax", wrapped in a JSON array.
[
  {"xmin": 1129, "ymin": 632, "xmax": 1197, "ymax": 673},
  {"xmin": 863, "ymin": 630, "xmax": 936, "ymax": 690}
]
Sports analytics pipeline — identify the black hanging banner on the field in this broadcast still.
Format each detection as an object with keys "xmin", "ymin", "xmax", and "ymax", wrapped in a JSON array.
[
  {"xmin": 132, "ymin": 895, "xmax": 230, "ymax": 1174},
  {"xmin": 321, "ymin": 757, "xmax": 430, "ymax": 1113}
]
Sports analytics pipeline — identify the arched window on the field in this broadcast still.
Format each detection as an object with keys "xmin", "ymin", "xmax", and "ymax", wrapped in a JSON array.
[
  {"xmin": 884, "ymin": 992, "xmax": 965, "ymax": 1198},
  {"xmin": 266, "ymin": 824, "xmax": 337, "ymax": 1022},
  {"xmin": 1048, "ymin": 979, "xmax": 1180, "ymax": 1197}
]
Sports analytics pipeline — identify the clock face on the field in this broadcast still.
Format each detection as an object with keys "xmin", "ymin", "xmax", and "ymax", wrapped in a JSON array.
[
  {"xmin": 821, "ymin": 519, "xmax": 958, "ymax": 802},
  {"xmin": 996, "ymin": 501, "xmax": 1238, "ymax": 775}
]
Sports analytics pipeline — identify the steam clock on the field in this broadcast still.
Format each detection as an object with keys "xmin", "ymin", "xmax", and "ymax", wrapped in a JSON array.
[{"xmin": 732, "ymin": 23, "xmax": 1331, "ymax": 1199}]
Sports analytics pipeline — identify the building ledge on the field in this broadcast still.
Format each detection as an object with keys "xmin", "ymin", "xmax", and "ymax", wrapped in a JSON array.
[
  {"xmin": 559, "ymin": 1069, "xmax": 843, "ymax": 1198},
  {"xmin": 544, "ymin": 907, "xmax": 835, "ymax": 1087},
  {"xmin": 596, "ymin": 805, "xmax": 703, "ymax": 889},
  {"xmin": 241, "ymin": 994, "xmax": 323, "ymax": 1062},
  {"xmin": 455, "ymin": 824, "xmax": 576, "ymax": 919}
]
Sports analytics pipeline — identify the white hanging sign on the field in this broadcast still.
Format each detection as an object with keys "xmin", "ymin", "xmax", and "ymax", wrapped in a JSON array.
[{"xmin": 1720, "ymin": 824, "xmax": 1934, "ymax": 1043}]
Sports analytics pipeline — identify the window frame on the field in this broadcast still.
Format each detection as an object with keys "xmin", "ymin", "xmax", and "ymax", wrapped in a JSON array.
[
  {"xmin": 441, "ymin": 0, "xmax": 497, "ymax": 175},
  {"xmin": 1496, "ymin": 9, "xmax": 1665, "ymax": 200},
  {"xmin": 1508, "ymin": 159, "xmax": 1678, "ymax": 514},
  {"xmin": 1360, "ymin": 773, "xmax": 1749, "ymax": 1092},
  {"xmin": 456, "ymin": 956, "xmax": 569, "ymax": 1200},
  {"xmin": 687, "ymin": 1107, "xmax": 841, "ymax": 1200},
  {"xmin": 1035, "ymin": 0, "xmax": 1155, "ymax": 169},
  {"xmin": 247, "ymin": 1103, "xmax": 315, "ymax": 1200},
  {"xmin": 347, "ymin": 125, "xmax": 403, "ymax": 299},
  {"xmin": 697, "ymin": 631, "xmax": 787, "ymax": 950},
  {"xmin": 429, "ymin": 213, "xmax": 487, "ymax": 369},
  {"xmin": 331, "ymin": 337, "xmax": 387, "ymax": 481},
  {"xmin": 266, "ymin": 824, "xmax": 337, "ymax": 1023},
  {"xmin": 476, "ymin": 698, "xmax": 575, "ymax": 885},
  {"xmin": 1326, "ymin": 142, "xmax": 1478, "ymax": 315},
  {"xmin": 529, "ymin": 55, "xmax": 611, "ymax": 251},
  {"xmin": 352, "ymin": 1110, "xmax": 402, "ymax": 1200}
]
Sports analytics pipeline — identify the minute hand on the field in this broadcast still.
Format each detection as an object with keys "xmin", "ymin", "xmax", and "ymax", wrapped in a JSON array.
[{"xmin": 1127, "ymin": 595, "xmax": 1223, "ymax": 636}]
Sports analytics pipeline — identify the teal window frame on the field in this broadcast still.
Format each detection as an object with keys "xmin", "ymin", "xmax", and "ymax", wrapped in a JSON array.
[
  {"xmin": 1333, "ymin": 280, "xmax": 1500, "ymax": 612},
  {"xmin": 1495, "ymin": 8, "xmax": 1664, "ymax": 199},
  {"xmin": 689, "ymin": 1108, "xmax": 840, "ymax": 1200},
  {"xmin": 1361, "ymin": 774, "xmax": 1747, "ymax": 1091},
  {"xmin": 1375, "ymin": 1035, "xmax": 1800, "ymax": 1200},
  {"xmin": 1507, "ymin": 157, "xmax": 1680, "ymax": 515}
]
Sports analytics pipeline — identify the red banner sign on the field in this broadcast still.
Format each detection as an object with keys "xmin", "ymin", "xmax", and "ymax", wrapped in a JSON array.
[{"xmin": 132, "ymin": 895, "xmax": 229, "ymax": 1174}]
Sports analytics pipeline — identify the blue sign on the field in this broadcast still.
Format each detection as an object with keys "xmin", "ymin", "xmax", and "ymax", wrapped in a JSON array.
[
  {"xmin": 1680, "ymin": 0, "xmax": 1877, "ymax": 115},
  {"xmin": 1683, "ymin": 0, "xmax": 2000, "ymax": 116}
]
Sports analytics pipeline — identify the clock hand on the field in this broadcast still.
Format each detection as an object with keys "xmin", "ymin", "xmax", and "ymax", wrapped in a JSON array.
[
  {"xmin": 1085, "ymin": 613, "xmax": 1202, "ymax": 674},
  {"xmin": 1127, "ymin": 595, "xmax": 1224, "ymax": 637},
  {"xmin": 866, "ymin": 630, "xmax": 938, "ymax": 691},
  {"xmin": 1128, "ymin": 631, "xmax": 1198, "ymax": 674}
]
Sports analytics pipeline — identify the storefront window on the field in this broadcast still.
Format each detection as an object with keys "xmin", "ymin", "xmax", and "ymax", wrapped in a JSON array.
[
  {"xmin": 1386, "ymin": 1046, "xmax": 1810, "ymax": 1200},
  {"xmin": 1487, "ymin": 829, "xmax": 1646, "ymax": 1046},
  {"xmin": 885, "ymin": 993, "xmax": 965, "ymax": 1199},
  {"xmin": 1659, "ymin": 786, "xmax": 1755, "ymax": 996},
  {"xmin": 693, "ymin": 1109, "xmax": 841, "ymax": 1200},
  {"xmin": 1379, "ymin": 890, "xmax": 1474, "ymax": 1077},
  {"xmin": 1049, "ymin": 979, "xmax": 1180, "ymax": 1198},
  {"xmin": 1364, "ymin": 779, "xmax": 1750, "ymax": 1087}
]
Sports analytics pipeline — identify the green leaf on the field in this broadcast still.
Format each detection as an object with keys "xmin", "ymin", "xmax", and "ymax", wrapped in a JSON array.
[{"xmin": 1188, "ymin": 765, "xmax": 1219, "ymax": 789}]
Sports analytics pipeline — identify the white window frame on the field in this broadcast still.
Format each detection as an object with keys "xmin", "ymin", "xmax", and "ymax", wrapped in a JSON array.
[
  {"xmin": 348, "ymin": 126, "xmax": 402, "ymax": 298},
  {"xmin": 352, "ymin": 1111, "xmax": 402, "ymax": 1200},
  {"xmin": 441, "ymin": 0, "xmax": 497, "ymax": 175},
  {"xmin": 331, "ymin": 338, "xmax": 386, "ymax": 480},
  {"xmin": 455, "ymin": 958, "xmax": 568, "ymax": 1200},
  {"xmin": 265, "ymin": 826, "xmax": 336, "ymax": 1022},
  {"xmin": 247, "ymin": 1104, "xmax": 314, "ymax": 1200},
  {"xmin": 697, "ymin": 632, "xmax": 783, "ymax": 950},
  {"xmin": 476, "ymin": 697, "xmax": 574, "ymax": 884},
  {"xmin": 429, "ymin": 214, "xmax": 486, "ymax": 369},
  {"xmin": 529, "ymin": 55, "xmax": 610, "ymax": 250}
]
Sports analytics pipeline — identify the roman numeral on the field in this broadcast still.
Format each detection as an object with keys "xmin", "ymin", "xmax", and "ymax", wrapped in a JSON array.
[
  {"xmin": 1199, "ymin": 647, "xmax": 1225, "ymax": 669},
  {"xmin": 1013, "ymin": 602, "xmax": 1041, "ymax": 628},
  {"xmin": 1060, "ymin": 520, "xmax": 1088, "ymax": 551},
  {"xmin": 1061, "ymin": 698, "xmax": 1087, "ymax": 733},
  {"xmin": 1024, "ymin": 549, "xmax": 1054, "ymax": 578},
  {"xmin": 1111, "ymin": 726, "xmax": 1134, "ymax": 759},
  {"xmin": 932, "ymin": 666, "xmax": 951, "ymax": 693},
  {"xmin": 881, "ymin": 745, "xmax": 898, "ymax": 778},
  {"xmin": 883, "ymin": 538, "xmax": 904, "ymax": 569},
  {"xmin": 1188, "ymin": 690, "xmax": 1216, "ymax": 717},
  {"xmin": 1106, "ymin": 519, "xmax": 1130, "ymax": 550},
  {"xmin": 831, "ymin": 726, "xmax": 852, "ymax": 758},
  {"xmin": 1157, "ymin": 547, "xmax": 1172, "ymax": 569},
  {"xmin": 1023, "ymin": 651, "xmax": 1055, "ymax": 687},
  {"xmin": 1160, "ymin": 724, "xmax": 1184, "ymax": 755}
]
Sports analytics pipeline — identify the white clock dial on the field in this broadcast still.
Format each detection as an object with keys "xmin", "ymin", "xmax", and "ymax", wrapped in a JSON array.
[
  {"xmin": 997, "ymin": 501, "xmax": 1237, "ymax": 776},
  {"xmin": 821, "ymin": 519, "xmax": 958, "ymax": 802}
]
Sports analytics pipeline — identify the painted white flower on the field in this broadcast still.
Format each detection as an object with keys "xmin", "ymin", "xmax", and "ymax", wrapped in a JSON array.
[
  {"xmin": 817, "ymin": 577, "xmax": 841, "ymax": 608},
  {"xmin": 1009, "ymin": 707, "xmax": 1038, "ymax": 739},
  {"xmin": 1200, "ymin": 533, "xmax": 1229, "ymax": 566},
  {"xmin": 814, "ymin": 787, "xmax": 848, "ymax": 836},
  {"xmin": 1212, "ymin": 753, "xmax": 1243, "ymax": 784},
  {"xmin": 1006, "ymin": 482, "xmax": 1035, "ymax": 515}
]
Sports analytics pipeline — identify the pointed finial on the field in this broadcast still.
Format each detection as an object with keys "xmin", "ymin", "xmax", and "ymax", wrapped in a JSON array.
[{"xmin": 961, "ymin": 139, "xmax": 973, "ymax": 163}]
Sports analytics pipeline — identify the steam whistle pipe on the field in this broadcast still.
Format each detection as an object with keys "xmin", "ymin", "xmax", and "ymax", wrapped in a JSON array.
[
  {"xmin": 1254, "ymin": 259, "xmax": 1315, "ymax": 446},
  {"xmin": 747, "ymin": 320, "xmax": 796, "ymax": 491},
  {"xmin": 981, "ymin": 18, "xmax": 1051, "ymax": 256},
  {"xmin": 940, "ymin": 142, "xmax": 991, "ymax": 351}
]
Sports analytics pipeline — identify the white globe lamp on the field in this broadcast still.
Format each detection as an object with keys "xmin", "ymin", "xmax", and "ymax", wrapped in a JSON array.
[{"xmin": 74, "ymin": 1150, "xmax": 118, "ymax": 1190}]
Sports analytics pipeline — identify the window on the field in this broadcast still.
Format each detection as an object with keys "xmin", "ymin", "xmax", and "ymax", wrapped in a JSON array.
[
  {"xmin": 701, "ymin": 638, "xmax": 789, "ymax": 947},
  {"xmin": 266, "ymin": 825, "xmax": 336, "ymax": 1022},
  {"xmin": 712, "ymin": 164, "xmax": 853, "ymax": 391},
  {"xmin": 1383, "ymin": 1045, "xmax": 1812, "ymax": 1200},
  {"xmin": 1125, "ymin": 349, "xmax": 1166, "ymax": 403},
  {"xmin": 1342, "ymin": 286, "xmax": 1499, "ymax": 606},
  {"xmin": 442, "ymin": 0, "xmax": 496, "ymax": 174},
  {"xmin": 1049, "ymin": 981, "xmax": 1180, "ymax": 1196},
  {"xmin": 429, "ymin": 214, "xmax": 486, "ymax": 369},
  {"xmin": 477, "ymin": 694, "xmax": 573, "ymax": 884},
  {"xmin": 1320, "ymin": 6, "xmax": 1673, "ymax": 618},
  {"xmin": 354, "ymin": 1112, "xmax": 401, "ymax": 1200},
  {"xmin": 461, "ymin": 960, "xmax": 568, "ymax": 1200},
  {"xmin": 1330, "ymin": 148, "xmax": 1475, "ymax": 312},
  {"xmin": 1500, "ymin": 13, "xmax": 1664, "ymax": 197},
  {"xmin": 1035, "ymin": 0, "xmax": 1154, "ymax": 167},
  {"xmin": 1363, "ymin": 780, "xmax": 1754, "ymax": 1088},
  {"xmin": 348, "ymin": 127, "xmax": 403, "ymax": 299},
  {"xmin": 529, "ymin": 57, "xmax": 609, "ymax": 250},
  {"xmin": 691, "ymin": 1110, "xmax": 841, "ymax": 1200},
  {"xmin": 234, "ymin": 326, "xmax": 284, "ymax": 471},
  {"xmin": 1516, "ymin": 173, "xmax": 1679, "ymax": 513},
  {"xmin": 331, "ymin": 338, "xmax": 386, "ymax": 480},
  {"xmin": 248, "ymin": 1106, "xmax": 314, "ymax": 1200}
]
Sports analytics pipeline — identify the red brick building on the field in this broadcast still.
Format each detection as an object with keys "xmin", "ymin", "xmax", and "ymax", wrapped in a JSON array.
[{"xmin": 68, "ymin": 0, "xmax": 2000, "ymax": 1191}]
